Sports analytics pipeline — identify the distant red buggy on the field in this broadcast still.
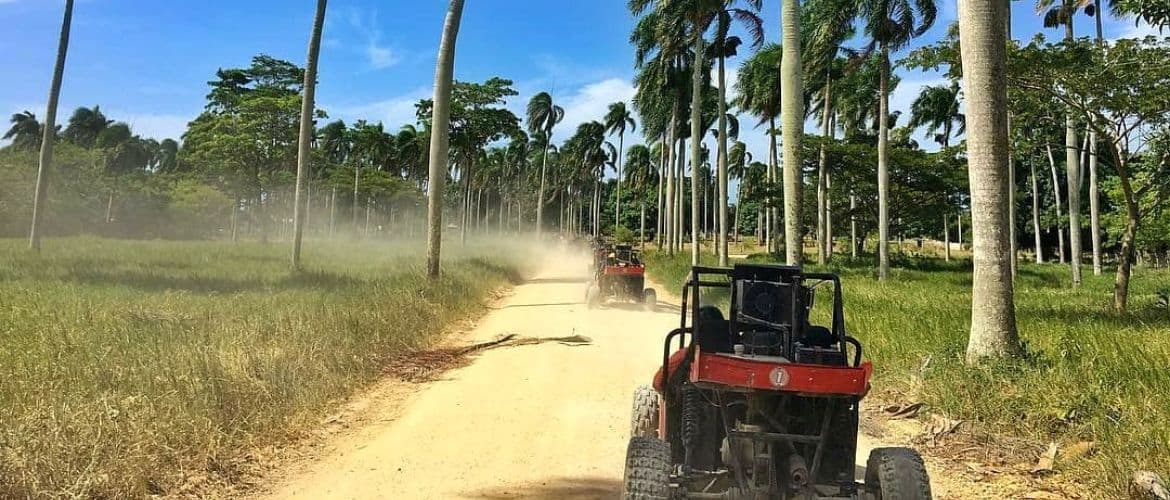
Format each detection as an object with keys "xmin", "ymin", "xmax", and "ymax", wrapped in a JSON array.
[{"xmin": 586, "ymin": 244, "xmax": 657, "ymax": 310}]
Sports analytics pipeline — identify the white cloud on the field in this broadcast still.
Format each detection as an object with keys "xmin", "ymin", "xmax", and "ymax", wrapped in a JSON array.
[
  {"xmin": 1116, "ymin": 19, "xmax": 1165, "ymax": 41},
  {"xmin": 365, "ymin": 44, "xmax": 400, "ymax": 70},
  {"xmin": 327, "ymin": 86, "xmax": 431, "ymax": 127},
  {"xmin": 554, "ymin": 78, "xmax": 637, "ymax": 141},
  {"xmin": 338, "ymin": 8, "xmax": 402, "ymax": 71},
  {"xmin": 110, "ymin": 110, "xmax": 191, "ymax": 142}
]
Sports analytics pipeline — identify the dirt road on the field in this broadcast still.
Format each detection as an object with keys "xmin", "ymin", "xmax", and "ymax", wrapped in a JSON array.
[{"xmin": 254, "ymin": 251, "xmax": 892, "ymax": 499}]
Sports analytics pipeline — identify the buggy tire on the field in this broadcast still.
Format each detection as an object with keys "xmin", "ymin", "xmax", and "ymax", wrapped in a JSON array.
[
  {"xmin": 642, "ymin": 289, "xmax": 657, "ymax": 311},
  {"xmin": 630, "ymin": 385, "xmax": 659, "ymax": 438},
  {"xmin": 864, "ymin": 447, "xmax": 933, "ymax": 500},
  {"xmin": 585, "ymin": 284, "xmax": 601, "ymax": 309},
  {"xmin": 622, "ymin": 436, "xmax": 672, "ymax": 500}
]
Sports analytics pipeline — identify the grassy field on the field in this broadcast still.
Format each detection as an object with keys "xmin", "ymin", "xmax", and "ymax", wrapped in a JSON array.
[
  {"xmin": 644, "ymin": 247, "xmax": 1170, "ymax": 496},
  {"xmin": 0, "ymin": 237, "xmax": 530, "ymax": 499}
]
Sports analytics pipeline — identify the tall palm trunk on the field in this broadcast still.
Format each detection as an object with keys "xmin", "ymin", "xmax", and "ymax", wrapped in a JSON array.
[
  {"xmin": 1030, "ymin": 159, "xmax": 1044, "ymax": 262},
  {"xmin": 817, "ymin": 76, "xmax": 833, "ymax": 265},
  {"xmin": 616, "ymin": 131, "xmax": 624, "ymax": 228},
  {"xmin": 352, "ymin": 166, "xmax": 361, "ymax": 234},
  {"xmin": 666, "ymin": 112, "xmax": 677, "ymax": 255},
  {"xmin": 28, "ymin": 0, "xmax": 74, "ymax": 252},
  {"xmin": 640, "ymin": 201, "xmax": 646, "ymax": 249},
  {"xmin": 1046, "ymin": 143, "xmax": 1066, "ymax": 263},
  {"xmin": 944, "ymin": 213, "xmax": 951, "ymax": 261},
  {"xmin": 767, "ymin": 119, "xmax": 778, "ymax": 254},
  {"xmin": 733, "ymin": 182, "xmax": 743, "ymax": 244},
  {"xmin": 1089, "ymin": 14, "xmax": 1104, "ymax": 275},
  {"xmin": 292, "ymin": 0, "xmax": 328, "ymax": 269},
  {"xmin": 536, "ymin": 140, "xmax": 550, "ymax": 240},
  {"xmin": 677, "ymin": 138, "xmax": 685, "ymax": 253},
  {"xmin": 781, "ymin": 0, "xmax": 804, "ymax": 266},
  {"xmin": 716, "ymin": 54, "xmax": 730, "ymax": 266},
  {"xmin": 958, "ymin": 0, "xmax": 1022, "ymax": 362},
  {"xmin": 849, "ymin": 192, "xmax": 858, "ymax": 259},
  {"xmin": 689, "ymin": 32, "xmax": 704, "ymax": 266},
  {"xmin": 424, "ymin": 0, "xmax": 464, "ymax": 279},
  {"xmin": 877, "ymin": 43, "xmax": 891, "ymax": 279},
  {"xmin": 329, "ymin": 187, "xmax": 337, "ymax": 238},
  {"xmin": 1063, "ymin": 22, "xmax": 1083, "ymax": 286},
  {"xmin": 657, "ymin": 137, "xmax": 666, "ymax": 249}
]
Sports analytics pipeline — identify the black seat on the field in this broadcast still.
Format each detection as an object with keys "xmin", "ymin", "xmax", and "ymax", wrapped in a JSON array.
[{"xmin": 695, "ymin": 305, "xmax": 733, "ymax": 353}]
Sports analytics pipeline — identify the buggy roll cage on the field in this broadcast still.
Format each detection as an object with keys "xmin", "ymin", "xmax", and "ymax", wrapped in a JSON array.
[{"xmin": 662, "ymin": 265, "xmax": 864, "ymax": 389}]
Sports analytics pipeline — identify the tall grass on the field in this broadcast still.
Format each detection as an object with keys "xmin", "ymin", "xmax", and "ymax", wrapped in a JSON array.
[
  {"xmin": 0, "ymin": 237, "xmax": 529, "ymax": 498},
  {"xmin": 644, "ymin": 249, "xmax": 1170, "ymax": 495}
]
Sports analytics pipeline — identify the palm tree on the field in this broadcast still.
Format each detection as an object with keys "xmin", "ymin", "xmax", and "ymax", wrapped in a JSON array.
[
  {"xmin": 29, "ymin": 0, "xmax": 74, "ymax": 252},
  {"xmin": 3, "ymin": 112, "xmax": 45, "ymax": 150},
  {"xmin": 62, "ymin": 105, "xmax": 112, "ymax": 148},
  {"xmin": 710, "ymin": 1, "xmax": 764, "ymax": 265},
  {"xmin": 526, "ymin": 92, "xmax": 564, "ymax": 241},
  {"xmin": 908, "ymin": 82, "xmax": 966, "ymax": 147},
  {"xmin": 1036, "ymin": 0, "xmax": 1084, "ymax": 285},
  {"xmin": 960, "ymin": 0, "xmax": 1022, "ymax": 362},
  {"xmin": 781, "ymin": 0, "xmax": 805, "ymax": 266},
  {"xmin": 625, "ymin": 144, "xmax": 656, "ymax": 246},
  {"xmin": 292, "ymin": 0, "xmax": 328, "ymax": 270},
  {"xmin": 604, "ymin": 101, "xmax": 637, "ymax": 229},
  {"xmin": 833, "ymin": 0, "xmax": 938, "ymax": 278},
  {"xmin": 425, "ymin": 0, "xmax": 465, "ymax": 279},
  {"xmin": 734, "ymin": 43, "xmax": 782, "ymax": 254}
]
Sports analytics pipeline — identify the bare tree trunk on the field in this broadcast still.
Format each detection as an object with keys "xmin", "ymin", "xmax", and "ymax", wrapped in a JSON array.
[
  {"xmin": 640, "ymin": 202, "xmax": 646, "ymax": 249},
  {"xmin": 877, "ymin": 43, "xmax": 891, "ymax": 279},
  {"xmin": 329, "ymin": 187, "xmax": 337, "ymax": 239},
  {"xmin": 1008, "ymin": 151, "xmax": 1017, "ymax": 278},
  {"xmin": 944, "ymin": 213, "xmax": 951, "ymax": 261},
  {"xmin": 1063, "ymin": 21, "xmax": 1083, "ymax": 286},
  {"xmin": 958, "ymin": 0, "xmax": 1022, "ymax": 362},
  {"xmin": 690, "ymin": 32, "xmax": 704, "ymax": 266},
  {"xmin": 364, "ymin": 197, "xmax": 371, "ymax": 238},
  {"xmin": 616, "ymin": 131, "xmax": 624, "ymax": 229},
  {"xmin": 105, "ymin": 192, "xmax": 114, "ymax": 223},
  {"xmin": 425, "ymin": 0, "xmax": 464, "ymax": 279},
  {"xmin": 781, "ymin": 0, "xmax": 805, "ymax": 268},
  {"xmin": 1089, "ymin": 137, "xmax": 1102, "ymax": 275},
  {"xmin": 817, "ymin": 78, "xmax": 832, "ymax": 265},
  {"xmin": 850, "ymin": 192, "xmax": 858, "ymax": 259},
  {"xmin": 231, "ymin": 197, "xmax": 240, "ymax": 242},
  {"xmin": 1030, "ymin": 160, "xmax": 1043, "ymax": 263},
  {"xmin": 827, "ymin": 172, "xmax": 834, "ymax": 257},
  {"xmin": 1046, "ymin": 143, "xmax": 1067, "ymax": 264},
  {"xmin": 665, "ymin": 113, "xmax": 677, "ymax": 255},
  {"xmin": 767, "ymin": 120, "xmax": 777, "ymax": 254},
  {"xmin": 657, "ymin": 137, "xmax": 665, "ymax": 248},
  {"xmin": 28, "ymin": 0, "xmax": 74, "ymax": 252},
  {"xmin": 292, "ymin": 0, "xmax": 328, "ymax": 269},
  {"xmin": 717, "ymin": 54, "xmax": 730, "ymax": 266}
]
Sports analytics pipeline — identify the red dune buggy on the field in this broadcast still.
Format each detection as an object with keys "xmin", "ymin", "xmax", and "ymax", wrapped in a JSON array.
[
  {"xmin": 622, "ymin": 264, "xmax": 931, "ymax": 499},
  {"xmin": 586, "ymin": 244, "xmax": 657, "ymax": 310}
]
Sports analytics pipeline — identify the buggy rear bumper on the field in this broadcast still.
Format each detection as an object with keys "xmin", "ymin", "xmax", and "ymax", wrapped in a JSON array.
[{"xmin": 690, "ymin": 351, "xmax": 872, "ymax": 397}]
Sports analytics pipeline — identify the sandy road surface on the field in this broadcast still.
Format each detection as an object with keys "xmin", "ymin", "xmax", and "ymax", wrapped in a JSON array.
[{"xmin": 256, "ymin": 250, "xmax": 885, "ymax": 500}]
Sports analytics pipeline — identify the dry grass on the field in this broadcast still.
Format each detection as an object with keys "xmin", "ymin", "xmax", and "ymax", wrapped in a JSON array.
[{"xmin": 0, "ymin": 236, "xmax": 531, "ymax": 499}]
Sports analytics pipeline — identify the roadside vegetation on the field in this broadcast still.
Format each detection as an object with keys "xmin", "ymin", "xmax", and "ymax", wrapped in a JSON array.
[
  {"xmin": 0, "ymin": 237, "xmax": 528, "ymax": 498},
  {"xmin": 645, "ymin": 247, "xmax": 1170, "ymax": 496}
]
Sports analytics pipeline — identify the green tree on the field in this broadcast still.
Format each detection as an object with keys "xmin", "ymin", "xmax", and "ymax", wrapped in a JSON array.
[
  {"xmin": 604, "ymin": 101, "xmax": 637, "ymax": 229},
  {"xmin": 908, "ymin": 82, "xmax": 966, "ymax": 147},
  {"xmin": 1011, "ymin": 37, "xmax": 1170, "ymax": 311},
  {"xmin": 3, "ymin": 112, "xmax": 46, "ymax": 150},
  {"xmin": 525, "ymin": 92, "xmax": 564, "ymax": 240},
  {"xmin": 62, "ymin": 105, "xmax": 112, "ymax": 148},
  {"xmin": 828, "ymin": 0, "xmax": 938, "ymax": 278}
]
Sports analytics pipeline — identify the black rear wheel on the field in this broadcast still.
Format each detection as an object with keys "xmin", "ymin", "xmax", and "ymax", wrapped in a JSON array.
[
  {"xmin": 622, "ymin": 436, "xmax": 672, "ymax": 500},
  {"xmin": 864, "ymin": 447, "xmax": 932, "ymax": 500}
]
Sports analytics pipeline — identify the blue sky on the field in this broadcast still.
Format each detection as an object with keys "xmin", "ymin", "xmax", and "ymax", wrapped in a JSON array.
[{"xmin": 0, "ymin": 0, "xmax": 1161, "ymax": 159}]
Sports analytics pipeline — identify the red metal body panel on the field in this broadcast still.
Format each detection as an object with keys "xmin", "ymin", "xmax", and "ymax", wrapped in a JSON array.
[
  {"xmin": 690, "ymin": 350, "xmax": 872, "ymax": 397},
  {"xmin": 603, "ymin": 264, "xmax": 646, "ymax": 277}
]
